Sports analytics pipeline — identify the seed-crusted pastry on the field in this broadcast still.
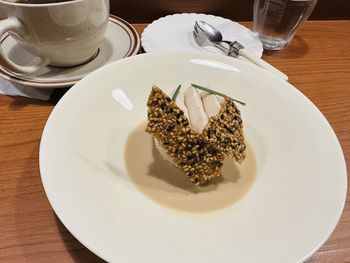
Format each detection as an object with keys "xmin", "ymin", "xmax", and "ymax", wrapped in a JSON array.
[{"xmin": 146, "ymin": 85, "xmax": 246, "ymax": 185}]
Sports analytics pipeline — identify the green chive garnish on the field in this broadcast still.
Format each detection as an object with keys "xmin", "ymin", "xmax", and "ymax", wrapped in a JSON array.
[
  {"xmin": 172, "ymin": 84, "xmax": 182, "ymax": 101},
  {"xmin": 191, "ymin": 83, "xmax": 246, "ymax": 106}
]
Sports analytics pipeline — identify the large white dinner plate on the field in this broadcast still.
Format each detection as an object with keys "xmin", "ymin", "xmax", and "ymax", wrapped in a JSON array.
[{"xmin": 40, "ymin": 52, "xmax": 347, "ymax": 263}]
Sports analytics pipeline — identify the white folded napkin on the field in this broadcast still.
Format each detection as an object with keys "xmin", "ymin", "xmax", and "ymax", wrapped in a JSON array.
[{"xmin": 0, "ymin": 77, "xmax": 53, "ymax": 101}]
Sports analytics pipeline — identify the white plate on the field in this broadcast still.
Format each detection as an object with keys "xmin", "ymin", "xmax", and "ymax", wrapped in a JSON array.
[
  {"xmin": 40, "ymin": 52, "xmax": 347, "ymax": 263},
  {"xmin": 142, "ymin": 13, "xmax": 263, "ymax": 57},
  {"xmin": 0, "ymin": 15, "xmax": 140, "ymax": 88}
]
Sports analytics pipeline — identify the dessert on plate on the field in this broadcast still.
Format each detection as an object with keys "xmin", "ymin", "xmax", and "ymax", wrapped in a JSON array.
[{"xmin": 146, "ymin": 84, "xmax": 246, "ymax": 185}]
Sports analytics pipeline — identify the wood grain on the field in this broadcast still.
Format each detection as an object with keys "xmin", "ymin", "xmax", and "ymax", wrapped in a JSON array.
[
  {"xmin": 0, "ymin": 21, "xmax": 349, "ymax": 263},
  {"xmin": 109, "ymin": 0, "xmax": 350, "ymax": 23}
]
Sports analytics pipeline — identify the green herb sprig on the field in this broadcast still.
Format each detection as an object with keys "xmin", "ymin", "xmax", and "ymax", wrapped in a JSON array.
[
  {"xmin": 191, "ymin": 83, "xmax": 246, "ymax": 106},
  {"xmin": 172, "ymin": 84, "xmax": 182, "ymax": 101}
]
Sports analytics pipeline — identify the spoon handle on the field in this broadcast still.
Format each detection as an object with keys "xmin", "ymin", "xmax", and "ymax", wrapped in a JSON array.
[{"xmin": 239, "ymin": 49, "xmax": 288, "ymax": 81}]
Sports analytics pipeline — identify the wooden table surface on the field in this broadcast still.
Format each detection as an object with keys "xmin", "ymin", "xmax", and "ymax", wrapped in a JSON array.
[{"xmin": 0, "ymin": 21, "xmax": 349, "ymax": 263}]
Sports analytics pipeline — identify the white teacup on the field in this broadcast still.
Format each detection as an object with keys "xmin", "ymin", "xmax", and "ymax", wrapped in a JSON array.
[{"xmin": 0, "ymin": 0, "xmax": 110, "ymax": 74}]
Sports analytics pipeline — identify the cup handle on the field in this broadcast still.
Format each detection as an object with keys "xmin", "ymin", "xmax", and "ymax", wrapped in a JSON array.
[{"xmin": 0, "ymin": 16, "xmax": 49, "ymax": 75}]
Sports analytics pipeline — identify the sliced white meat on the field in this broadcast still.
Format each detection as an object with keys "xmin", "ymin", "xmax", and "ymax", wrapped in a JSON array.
[
  {"xmin": 217, "ymin": 96, "xmax": 225, "ymax": 105},
  {"xmin": 175, "ymin": 89, "xmax": 190, "ymax": 123},
  {"xmin": 184, "ymin": 86, "xmax": 208, "ymax": 133},
  {"xmin": 201, "ymin": 92, "xmax": 222, "ymax": 118}
]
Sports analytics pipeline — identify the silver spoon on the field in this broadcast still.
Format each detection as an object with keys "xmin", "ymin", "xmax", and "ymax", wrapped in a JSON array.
[
  {"xmin": 194, "ymin": 21, "xmax": 232, "ymax": 47},
  {"xmin": 193, "ymin": 22, "xmax": 230, "ymax": 55},
  {"xmin": 194, "ymin": 21, "xmax": 288, "ymax": 81}
]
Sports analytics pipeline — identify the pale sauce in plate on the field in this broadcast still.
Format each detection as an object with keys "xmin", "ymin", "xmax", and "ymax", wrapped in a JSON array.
[{"xmin": 125, "ymin": 122, "xmax": 257, "ymax": 213}]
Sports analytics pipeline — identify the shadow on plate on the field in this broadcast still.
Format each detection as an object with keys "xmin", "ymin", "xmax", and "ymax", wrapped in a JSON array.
[
  {"xmin": 124, "ymin": 122, "xmax": 241, "ymax": 194},
  {"xmin": 124, "ymin": 122, "xmax": 256, "ymax": 213},
  {"xmin": 147, "ymin": 141, "xmax": 240, "ymax": 194}
]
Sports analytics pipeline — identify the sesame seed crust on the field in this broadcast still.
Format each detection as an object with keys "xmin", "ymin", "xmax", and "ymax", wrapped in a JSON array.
[{"xmin": 146, "ymin": 85, "xmax": 246, "ymax": 185}]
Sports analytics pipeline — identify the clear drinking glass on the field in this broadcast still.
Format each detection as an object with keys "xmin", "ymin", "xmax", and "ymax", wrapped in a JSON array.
[{"xmin": 253, "ymin": 0, "xmax": 318, "ymax": 50}]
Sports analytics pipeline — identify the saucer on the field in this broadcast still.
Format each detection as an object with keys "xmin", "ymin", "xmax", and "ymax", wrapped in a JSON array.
[
  {"xmin": 141, "ymin": 13, "xmax": 263, "ymax": 58},
  {"xmin": 0, "ymin": 15, "xmax": 140, "ymax": 88}
]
